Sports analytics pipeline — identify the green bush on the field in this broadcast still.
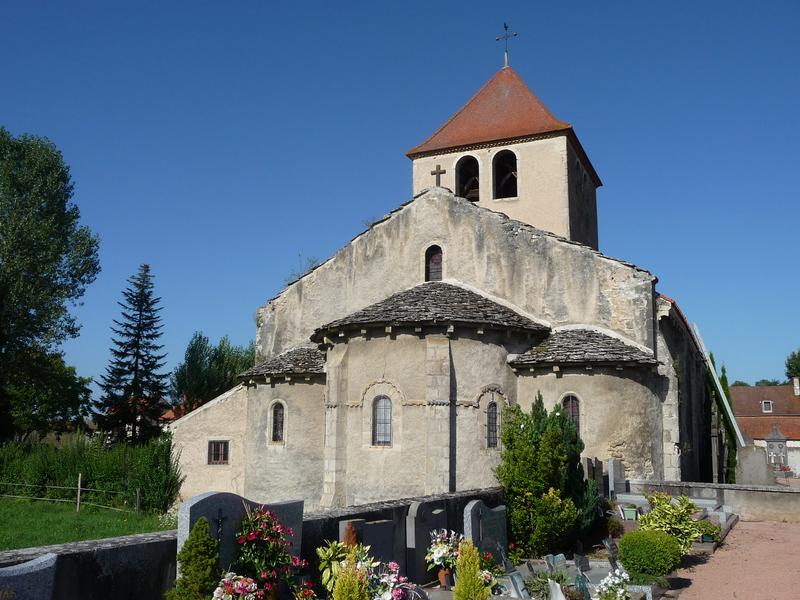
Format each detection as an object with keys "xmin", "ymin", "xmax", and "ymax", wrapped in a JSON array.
[
  {"xmin": 618, "ymin": 529, "xmax": 682, "ymax": 577},
  {"xmin": 166, "ymin": 517, "xmax": 220, "ymax": 600},
  {"xmin": 694, "ymin": 519, "xmax": 721, "ymax": 543},
  {"xmin": 524, "ymin": 569, "xmax": 569, "ymax": 600},
  {"xmin": 606, "ymin": 516, "xmax": 624, "ymax": 538},
  {"xmin": 332, "ymin": 548, "xmax": 370, "ymax": 600},
  {"xmin": 638, "ymin": 493, "xmax": 700, "ymax": 553},
  {"xmin": 0, "ymin": 434, "xmax": 183, "ymax": 512},
  {"xmin": 510, "ymin": 488, "xmax": 579, "ymax": 557},
  {"xmin": 453, "ymin": 540, "xmax": 488, "ymax": 600}
]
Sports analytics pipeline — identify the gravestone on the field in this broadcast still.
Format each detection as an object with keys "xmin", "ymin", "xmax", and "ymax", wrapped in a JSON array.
[
  {"xmin": 178, "ymin": 492, "xmax": 303, "ymax": 573},
  {"xmin": 0, "ymin": 552, "xmax": 57, "ymax": 600},
  {"xmin": 406, "ymin": 500, "xmax": 447, "ymax": 585},
  {"xmin": 602, "ymin": 538, "xmax": 621, "ymax": 573},
  {"xmin": 544, "ymin": 553, "xmax": 567, "ymax": 574},
  {"xmin": 338, "ymin": 518, "xmax": 395, "ymax": 565},
  {"xmin": 607, "ymin": 458, "xmax": 626, "ymax": 498},
  {"xmin": 463, "ymin": 499, "xmax": 507, "ymax": 562}
]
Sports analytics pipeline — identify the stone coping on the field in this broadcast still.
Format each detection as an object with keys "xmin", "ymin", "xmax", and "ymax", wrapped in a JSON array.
[
  {"xmin": 627, "ymin": 479, "xmax": 800, "ymax": 494},
  {"xmin": 0, "ymin": 529, "xmax": 177, "ymax": 567}
]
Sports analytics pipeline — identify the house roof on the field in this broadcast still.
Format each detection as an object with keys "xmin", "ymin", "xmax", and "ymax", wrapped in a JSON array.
[
  {"xmin": 311, "ymin": 281, "xmax": 548, "ymax": 342},
  {"xmin": 509, "ymin": 328, "xmax": 656, "ymax": 368},
  {"xmin": 407, "ymin": 67, "xmax": 571, "ymax": 157},
  {"xmin": 735, "ymin": 417, "xmax": 800, "ymax": 441},
  {"xmin": 239, "ymin": 347, "xmax": 325, "ymax": 379},
  {"xmin": 731, "ymin": 385, "xmax": 800, "ymax": 416}
]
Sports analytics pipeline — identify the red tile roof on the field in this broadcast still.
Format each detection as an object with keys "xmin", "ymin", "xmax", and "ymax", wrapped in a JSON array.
[
  {"xmin": 407, "ymin": 66, "xmax": 571, "ymax": 157},
  {"xmin": 731, "ymin": 384, "xmax": 800, "ymax": 440}
]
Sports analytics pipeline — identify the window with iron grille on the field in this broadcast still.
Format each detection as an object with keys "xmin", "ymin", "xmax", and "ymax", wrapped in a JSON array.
[
  {"xmin": 562, "ymin": 395, "xmax": 580, "ymax": 434},
  {"xmin": 372, "ymin": 395, "xmax": 392, "ymax": 446},
  {"xmin": 425, "ymin": 246, "xmax": 443, "ymax": 282},
  {"xmin": 487, "ymin": 401, "xmax": 498, "ymax": 448},
  {"xmin": 207, "ymin": 440, "xmax": 229, "ymax": 464},
  {"xmin": 272, "ymin": 403, "xmax": 285, "ymax": 442}
]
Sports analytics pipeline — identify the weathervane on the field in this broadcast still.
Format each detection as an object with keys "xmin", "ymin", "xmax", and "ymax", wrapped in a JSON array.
[{"xmin": 496, "ymin": 22, "xmax": 518, "ymax": 68}]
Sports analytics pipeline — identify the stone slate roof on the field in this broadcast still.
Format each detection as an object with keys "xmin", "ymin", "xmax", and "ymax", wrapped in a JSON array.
[
  {"xmin": 510, "ymin": 328, "xmax": 656, "ymax": 368},
  {"xmin": 239, "ymin": 347, "xmax": 325, "ymax": 379},
  {"xmin": 311, "ymin": 282, "xmax": 548, "ymax": 342}
]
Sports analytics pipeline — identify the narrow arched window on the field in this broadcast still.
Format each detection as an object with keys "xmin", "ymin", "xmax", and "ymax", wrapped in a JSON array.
[
  {"xmin": 271, "ymin": 403, "xmax": 285, "ymax": 443},
  {"xmin": 425, "ymin": 245, "xmax": 443, "ymax": 282},
  {"xmin": 493, "ymin": 150, "xmax": 518, "ymax": 199},
  {"xmin": 455, "ymin": 156, "xmax": 480, "ymax": 202},
  {"xmin": 562, "ymin": 395, "xmax": 580, "ymax": 434},
  {"xmin": 372, "ymin": 395, "xmax": 392, "ymax": 446},
  {"xmin": 487, "ymin": 401, "xmax": 498, "ymax": 448}
]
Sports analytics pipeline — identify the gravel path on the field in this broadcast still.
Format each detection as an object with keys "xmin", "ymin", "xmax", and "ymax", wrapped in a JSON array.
[{"xmin": 670, "ymin": 521, "xmax": 800, "ymax": 599}]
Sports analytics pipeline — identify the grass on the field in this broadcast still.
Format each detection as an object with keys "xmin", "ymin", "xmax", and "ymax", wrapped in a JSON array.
[{"xmin": 0, "ymin": 497, "xmax": 172, "ymax": 551}]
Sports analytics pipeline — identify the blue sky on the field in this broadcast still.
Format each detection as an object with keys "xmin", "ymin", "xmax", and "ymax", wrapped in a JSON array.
[{"xmin": 2, "ymin": 1, "xmax": 798, "ymax": 391}]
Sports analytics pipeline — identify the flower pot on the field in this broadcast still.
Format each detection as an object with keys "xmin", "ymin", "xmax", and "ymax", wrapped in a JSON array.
[
  {"xmin": 438, "ymin": 567, "xmax": 452, "ymax": 589},
  {"xmin": 622, "ymin": 507, "xmax": 638, "ymax": 521}
]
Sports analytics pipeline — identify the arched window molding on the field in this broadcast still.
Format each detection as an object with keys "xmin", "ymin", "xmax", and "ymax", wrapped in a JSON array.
[
  {"xmin": 455, "ymin": 155, "xmax": 480, "ymax": 202},
  {"xmin": 561, "ymin": 393, "xmax": 580, "ymax": 437},
  {"xmin": 493, "ymin": 150, "xmax": 518, "ymax": 199},
  {"xmin": 474, "ymin": 385, "xmax": 506, "ymax": 449},
  {"xmin": 425, "ymin": 245, "xmax": 443, "ymax": 282},
  {"xmin": 372, "ymin": 395, "xmax": 392, "ymax": 446},
  {"xmin": 268, "ymin": 400, "xmax": 287, "ymax": 445}
]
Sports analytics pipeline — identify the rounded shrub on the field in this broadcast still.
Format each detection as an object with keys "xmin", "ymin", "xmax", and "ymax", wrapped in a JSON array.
[{"xmin": 618, "ymin": 529, "xmax": 682, "ymax": 577}]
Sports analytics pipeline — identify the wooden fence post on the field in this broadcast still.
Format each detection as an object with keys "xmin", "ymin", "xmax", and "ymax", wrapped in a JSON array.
[{"xmin": 76, "ymin": 473, "xmax": 82, "ymax": 513}]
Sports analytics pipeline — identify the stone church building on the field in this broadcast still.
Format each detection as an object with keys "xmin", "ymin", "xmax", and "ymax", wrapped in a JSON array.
[{"xmin": 171, "ymin": 66, "xmax": 715, "ymax": 509}]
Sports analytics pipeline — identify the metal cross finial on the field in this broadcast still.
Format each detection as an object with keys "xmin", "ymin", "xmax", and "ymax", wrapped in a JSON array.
[
  {"xmin": 496, "ymin": 22, "xmax": 518, "ymax": 68},
  {"xmin": 431, "ymin": 164, "xmax": 446, "ymax": 187}
]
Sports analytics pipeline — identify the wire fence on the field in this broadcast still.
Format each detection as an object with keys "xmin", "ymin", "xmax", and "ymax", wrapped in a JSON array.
[{"xmin": 0, "ymin": 475, "xmax": 140, "ymax": 513}]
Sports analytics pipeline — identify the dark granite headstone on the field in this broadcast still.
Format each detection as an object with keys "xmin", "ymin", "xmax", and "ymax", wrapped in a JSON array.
[
  {"xmin": 406, "ymin": 500, "xmax": 447, "ymax": 585},
  {"xmin": 463, "ymin": 499, "xmax": 507, "ymax": 562},
  {"xmin": 602, "ymin": 538, "xmax": 620, "ymax": 572},
  {"xmin": 178, "ymin": 492, "xmax": 303, "ymax": 573},
  {"xmin": 0, "ymin": 552, "xmax": 57, "ymax": 600}
]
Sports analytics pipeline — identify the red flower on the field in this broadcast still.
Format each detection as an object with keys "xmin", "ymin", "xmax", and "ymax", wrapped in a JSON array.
[
  {"xmin": 237, "ymin": 536, "xmax": 245, "ymax": 544},
  {"xmin": 247, "ymin": 532, "xmax": 257, "ymax": 541}
]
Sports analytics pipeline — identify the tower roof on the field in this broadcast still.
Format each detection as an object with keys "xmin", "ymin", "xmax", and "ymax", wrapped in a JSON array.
[{"xmin": 406, "ymin": 66, "xmax": 572, "ymax": 157}]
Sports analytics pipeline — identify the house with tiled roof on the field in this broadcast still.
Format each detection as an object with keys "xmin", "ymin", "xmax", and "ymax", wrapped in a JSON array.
[
  {"xmin": 731, "ymin": 379, "xmax": 800, "ymax": 471},
  {"xmin": 170, "ymin": 65, "xmax": 733, "ymax": 508}
]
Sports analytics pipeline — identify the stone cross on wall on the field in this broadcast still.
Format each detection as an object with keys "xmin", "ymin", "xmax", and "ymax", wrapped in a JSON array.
[{"xmin": 430, "ymin": 164, "xmax": 446, "ymax": 187}]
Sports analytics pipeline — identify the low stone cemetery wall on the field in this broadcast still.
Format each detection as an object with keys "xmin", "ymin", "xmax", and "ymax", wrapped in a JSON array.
[
  {"xmin": 626, "ymin": 479, "xmax": 800, "ymax": 522},
  {"xmin": 0, "ymin": 530, "xmax": 177, "ymax": 600}
]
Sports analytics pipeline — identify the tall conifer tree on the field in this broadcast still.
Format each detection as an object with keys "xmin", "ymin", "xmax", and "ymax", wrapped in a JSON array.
[{"xmin": 95, "ymin": 264, "xmax": 168, "ymax": 442}]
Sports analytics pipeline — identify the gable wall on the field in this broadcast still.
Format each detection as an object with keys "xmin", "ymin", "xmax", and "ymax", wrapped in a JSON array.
[{"xmin": 257, "ymin": 190, "xmax": 655, "ymax": 360}]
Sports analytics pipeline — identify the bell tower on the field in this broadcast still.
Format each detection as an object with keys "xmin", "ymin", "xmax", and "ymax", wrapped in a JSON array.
[{"xmin": 407, "ymin": 66, "xmax": 602, "ymax": 250}]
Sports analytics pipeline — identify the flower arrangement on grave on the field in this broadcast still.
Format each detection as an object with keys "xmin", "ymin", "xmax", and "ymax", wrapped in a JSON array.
[
  {"xmin": 594, "ymin": 569, "xmax": 630, "ymax": 600},
  {"xmin": 425, "ymin": 529, "xmax": 464, "ymax": 570},
  {"xmin": 212, "ymin": 573, "xmax": 262, "ymax": 600},
  {"xmin": 233, "ymin": 505, "xmax": 310, "ymax": 599},
  {"xmin": 478, "ymin": 551, "xmax": 505, "ymax": 592}
]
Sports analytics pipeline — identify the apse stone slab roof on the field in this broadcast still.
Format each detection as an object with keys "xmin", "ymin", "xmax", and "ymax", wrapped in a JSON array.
[
  {"xmin": 407, "ymin": 67, "xmax": 570, "ymax": 157},
  {"xmin": 239, "ymin": 347, "xmax": 325, "ymax": 378},
  {"xmin": 510, "ymin": 328, "xmax": 656, "ymax": 367},
  {"xmin": 311, "ymin": 281, "xmax": 548, "ymax": 342}
]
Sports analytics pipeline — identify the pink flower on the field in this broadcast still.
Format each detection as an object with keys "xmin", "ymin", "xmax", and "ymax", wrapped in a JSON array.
[{"xmin": 388, "ymin": 561, "xmax": 400, "ymax": 572}]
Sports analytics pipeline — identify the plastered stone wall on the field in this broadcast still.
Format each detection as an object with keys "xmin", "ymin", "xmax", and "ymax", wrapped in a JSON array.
[
  {"xmin": 567, "ymin": 140, "xmax": 599, "ymax": 249},
  {"xmin": 411, "ymin": 137, "xmax": 572, "ymax": 240},
  {"xmin": 516, "ymin": 369, "xmax": 667, "ymax": 480},
  {"xmin": 171, "ymin": 386, "xmax": 248, "ymax": 500},
  {"xmin": 243, "ymin": 381, "xmax": 326, "ymax": 509},
  {"xmin": 257, "ymin": 189, "xmax": 655, "ymax": 360}
]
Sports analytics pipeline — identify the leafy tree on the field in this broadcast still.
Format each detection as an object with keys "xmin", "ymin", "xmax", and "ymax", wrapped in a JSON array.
[
  {"xmin": 0, "ymin": 128, "xmax": 100, "ymax": 440},
  {"xmin": 718, "ymin": 365, "xmax": 737, "ymax": 483},
  {"xmin": 730, "ymin": 380, "xmax": 750, "ymax": 387},
  {"xmin": 170, "ymin": 332, "xmax": 255, "ymax": 412},
  {"xmin": 94, "ymin": 264, "xmax": 168, "ymax": 443},
  {"xmin": 167, "ymin": 516, "xmax": 220, "ymax": 600},
  {"xmin": 755, "ymin": 378, "xmax": 783, "ymax": 387},
  {"xmin": 785, "ymin": 349, "xmax": 800, "ymax": 380}
]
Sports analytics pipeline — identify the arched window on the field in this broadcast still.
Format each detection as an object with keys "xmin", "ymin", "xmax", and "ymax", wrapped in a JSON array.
[
  {"xmin": 425, "ymin": 245, "xmax": 443, "ymax": 282},
  {"xmin": 372, "ymin": 395, "xmax": 392, "ymax": 446},
  {"xmin": 562, "ymin": 395, "xmax": 580, "ymax": 434},
  {"xmin": 455, "ymin": 156, "xmax": 480, "ymax": 202},
  {"xmin": 493, "ymin": 150, "xmax": 518, "ymax": 199},
  {"xmin": 271, "ymin": 403, "xmax": 285, "ymax": 443},
  {"xmin": 486, "ymin": 401, "xmax": 498, "ymax": 448}
]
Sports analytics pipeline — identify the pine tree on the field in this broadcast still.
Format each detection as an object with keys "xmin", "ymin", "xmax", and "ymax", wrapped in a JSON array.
[
  {"xmin": 167, "ymin": 517, "xmax": 220, "ymax": 600},
  {"xmin": 95, "ymin": 264, "xmax": 168, "ymax": 442},
  {"xmin": 452, "ymin": 540, "xmax": 488, "ymax": 600}
]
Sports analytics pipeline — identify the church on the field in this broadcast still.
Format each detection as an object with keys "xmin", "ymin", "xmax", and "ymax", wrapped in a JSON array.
[{"xmin": 171, "ymin": 64, "xmax": 717, "ymax": 509}]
